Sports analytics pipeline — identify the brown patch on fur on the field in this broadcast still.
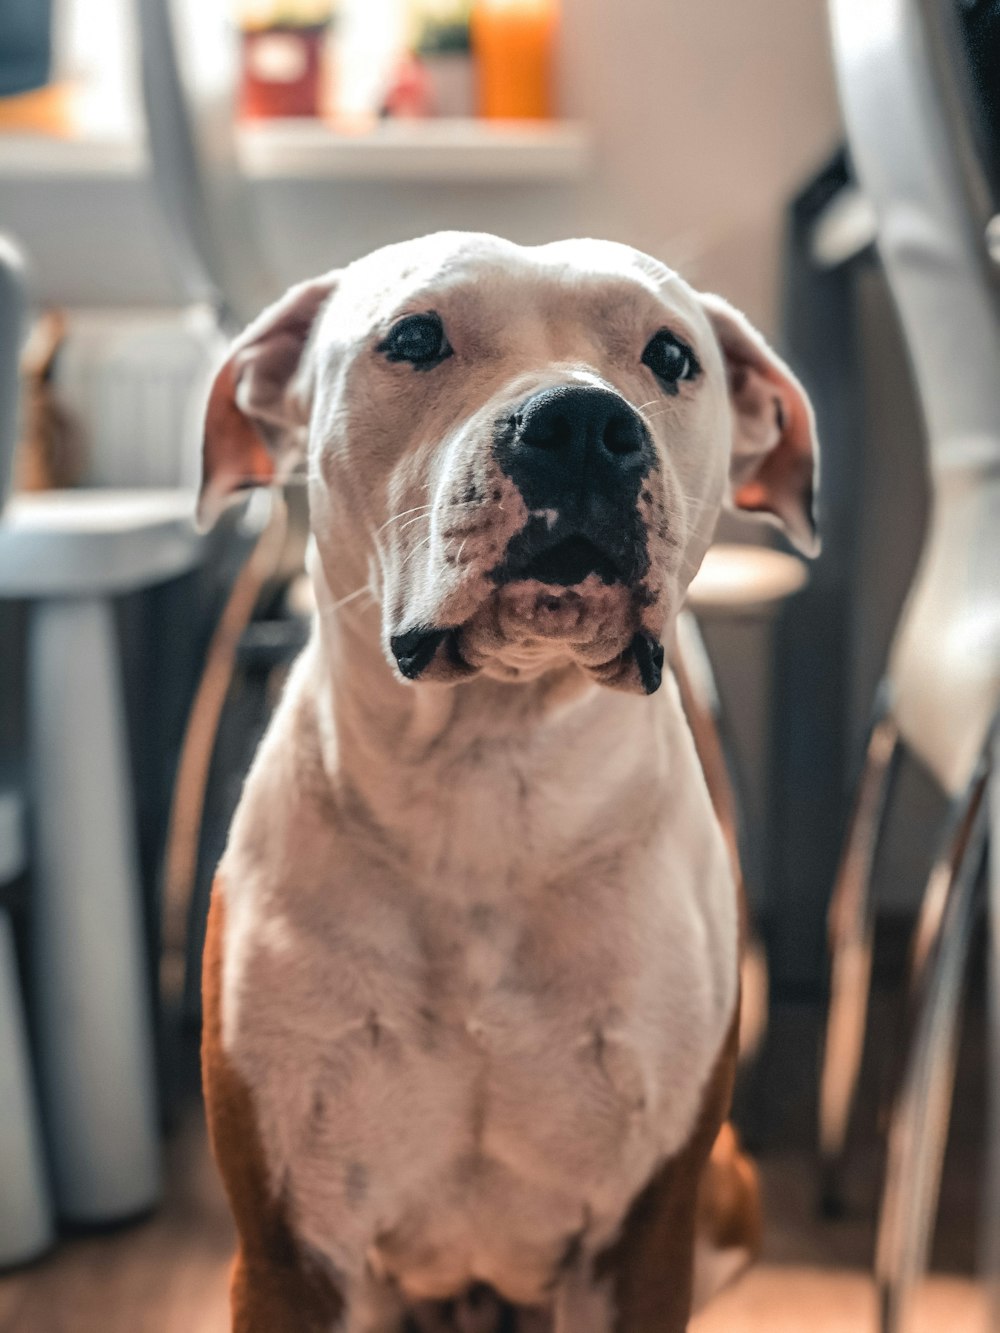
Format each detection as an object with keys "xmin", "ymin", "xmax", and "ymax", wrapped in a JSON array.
[
  {"xmin": 202, "ymin": 883, "xmax": 346, "ymax": 1332},
  {"xmin": 696, "ymin": 1122, "xmax": 762, "ymax": 1257},
  {"xmin": 593, "ymin": 1015, "xmax": 740, "ymax": 1332}
]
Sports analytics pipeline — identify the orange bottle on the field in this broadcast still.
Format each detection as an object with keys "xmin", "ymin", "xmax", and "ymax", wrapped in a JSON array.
[{"xmin": 471, "ymin": 0, "xmax": 558, "ymax": 120}]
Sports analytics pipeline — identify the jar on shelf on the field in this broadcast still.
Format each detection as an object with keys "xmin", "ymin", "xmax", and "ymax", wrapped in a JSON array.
[
  {"xmin": 237, "ymin": 0, "xmax": 334, "ymax": 120},
  {"xmin": 470, "ymin": 0, "xmax": 557, "ymax": 120}
]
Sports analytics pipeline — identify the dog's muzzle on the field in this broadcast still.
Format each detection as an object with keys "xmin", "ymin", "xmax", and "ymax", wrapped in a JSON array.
[{"xmin": 388, "ymin": 386, "xmax": 665, "ymax": 694}]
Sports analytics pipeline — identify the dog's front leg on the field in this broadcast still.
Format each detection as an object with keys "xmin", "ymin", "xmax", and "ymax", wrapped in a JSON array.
[
  {"xmin": 586, "ymin": 1155, "xmax": 702, "ymax": 1333},
  {"xmin": 203, "ymin": 884, "xmax": 349, "ymax": 1332},
  {"xmin": 230, "ymin": 1245, "xmax": 347, "ymax": 1333},
  {"xmin": 548, "ymin": 1190, "xmax": 698, "ymax": 1333},
  {"xmin": 569, "ymin": 1021, "xmax": 740, "ymax": 1333}
]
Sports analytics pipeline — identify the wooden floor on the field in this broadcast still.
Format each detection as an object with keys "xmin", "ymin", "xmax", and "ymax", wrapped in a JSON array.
[
  {"xmin": 0, "ymin": 1111, "xmax": 983, "ymax": 1333},
  {"xmin": 0, "ymin": 999, "xmax": 987, "ymax": 1333},
  {"xmin": 0, "ymin": 1104, "xmax": 233, "ymax": 1333}
]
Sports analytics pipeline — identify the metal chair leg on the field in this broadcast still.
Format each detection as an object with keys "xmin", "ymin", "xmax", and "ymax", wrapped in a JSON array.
[
  {"xmin": 672, "ymin": 613, "xmax": 768, "ymax": 1065},
  {"xmin": 984, "ymin": 731, "xmax": 999, "ymax": 1333},
  {"xmin": 672, "ymin": 612, "xmax": 742, "ymax": 879},
  {"xmin": 874, "ymin": 759, "xmax": 990, "ymax": 1333},
  {"xmin": 818, "ymin": 704, "xmax": 901, "ymax": 1213}
]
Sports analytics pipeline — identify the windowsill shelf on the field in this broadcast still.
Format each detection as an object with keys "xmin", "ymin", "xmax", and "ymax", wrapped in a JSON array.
[{"xmin": 0, "ymin": 117, "xmax": 592, "ymax": 183}]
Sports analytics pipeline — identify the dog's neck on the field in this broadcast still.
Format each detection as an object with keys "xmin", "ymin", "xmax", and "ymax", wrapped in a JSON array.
[
  {"xmin": 302, "ymin": 557, "xmax": 687, "ymax": 887},
  {"xmin": 311, "ymin": 590, "xmax": 601, "ymax": 776}
]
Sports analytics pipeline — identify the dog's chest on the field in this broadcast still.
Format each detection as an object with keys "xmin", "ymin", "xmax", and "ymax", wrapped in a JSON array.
[{"xmin": 224, "ymin": 825, "xmax": 735, "ymax": 1305}]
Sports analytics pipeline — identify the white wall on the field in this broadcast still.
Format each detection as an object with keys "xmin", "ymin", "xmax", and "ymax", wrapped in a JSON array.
[
  {"xmin": 4, "ymin": 0, "xmax": 842, "ymax": 331},
  {"xmin": 258, "ymin": 0, "xmax": 842, "ymax": 333}
]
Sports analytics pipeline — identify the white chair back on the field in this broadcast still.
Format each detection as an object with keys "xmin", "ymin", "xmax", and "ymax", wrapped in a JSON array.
[{"xmin": 830, "ymin": 0, "xmax": 1000, "ymax": 795}]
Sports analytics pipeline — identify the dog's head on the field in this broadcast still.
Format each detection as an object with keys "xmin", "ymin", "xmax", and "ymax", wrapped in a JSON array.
[{"xmin": 201, "ymin": 233, "xmax": 818, "ymax": 694}]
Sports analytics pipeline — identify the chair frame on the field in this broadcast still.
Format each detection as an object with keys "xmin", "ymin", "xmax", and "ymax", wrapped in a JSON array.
[{"xmin": 824, "ymin": 0, "xmax": 1000, "ymax": 1323}]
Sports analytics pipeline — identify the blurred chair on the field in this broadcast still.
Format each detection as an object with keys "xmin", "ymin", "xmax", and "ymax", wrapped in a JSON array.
[
  {"xmin": 989, "ymin": 724, "xmax": 1000, "ymax": 1330},
  {"xmin": 680, "ymin": 545, "xmax": 810, "ymax": 1062},
  {"xmin": 822, "ymin": 0, "xmax": 1000, "ymax": 1326},
  {"xmin": 135, "ymin": 0, "xmax": 310, "ymax": 1026},
  {"xmin": 0, "ymin": 235, "xmax": 53, "ymax": 1267}
]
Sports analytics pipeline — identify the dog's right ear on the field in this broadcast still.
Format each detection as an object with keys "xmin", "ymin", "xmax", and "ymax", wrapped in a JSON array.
[
  {"xmin": 700, "ymin": 293, "xmax": 820, "ymax": 557},
  {"xmin": 199, "ymin": 273, "xmax": 339, "ymax": 526}
]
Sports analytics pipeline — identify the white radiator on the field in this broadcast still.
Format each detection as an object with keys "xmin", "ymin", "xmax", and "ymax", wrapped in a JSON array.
[{"xmin": 53, "ymin": 307, "xmax": 223, "ymax": 491}]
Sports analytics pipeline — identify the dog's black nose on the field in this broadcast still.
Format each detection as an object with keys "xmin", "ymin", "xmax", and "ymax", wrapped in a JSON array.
[
  {"xmin": 492, "ymin": 386, "xmax": 653, "ymax": 588},
  {"xmin": 510, "ymin": 387, "xmax": 647, "ymax": 509}
]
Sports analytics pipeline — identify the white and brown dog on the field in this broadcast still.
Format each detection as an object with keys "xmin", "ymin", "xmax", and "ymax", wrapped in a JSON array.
[{"xmin": 200, "ymin": 232, "xmax": 818, "ymax": 1333}]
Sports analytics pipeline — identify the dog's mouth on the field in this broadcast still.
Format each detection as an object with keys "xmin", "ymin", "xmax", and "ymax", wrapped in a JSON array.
[
  {"xmin": 389, "ymin": 619, "xmax": 664, "ymax": 695},
  {"xmin": 491, "ymin": 513, "xmax": 645, "ymax": 591},
  {"xmin": 500, "ymin": 534, "xmax": 624, "ymax": 587},
  {"xmin": 386, "ymin": 511, "xmax": 661, "ymax": 693}
]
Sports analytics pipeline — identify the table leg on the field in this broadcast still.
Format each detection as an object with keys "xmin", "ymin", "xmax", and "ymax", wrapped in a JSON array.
[
  {"xmin": 28, "ymin": 596, "xmax": 160, "ymax": 1223},
  {"xmin": 0, "ymin": 908, "xmax": 53, "ymax": 1266}
]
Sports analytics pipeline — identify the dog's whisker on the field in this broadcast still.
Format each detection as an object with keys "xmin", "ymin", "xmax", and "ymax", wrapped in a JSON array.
[
  {"xmin": 375, "ymin": 504, "xmax": 435, "ymax": 535},
  {"xmin": 396, "ymin": 532, "xmax": 435, "ymax": 573},
  {"xmin": 376, "ymin": 499, "xmax": 480, "ymax": 538},
  {"xmin": 321, "ymin": 584, "xmax": 376, "ymax": 615},
  {"xmin": 393, "ymin": 503, "xmax": 480, "ymax": 536},
  {"xmin": 396, "ymin": 513, "xmax": 435, "ymax": 534},
  {"xmin": 636, "ymin": 403, "xmax": 680, "ymax": 428}
]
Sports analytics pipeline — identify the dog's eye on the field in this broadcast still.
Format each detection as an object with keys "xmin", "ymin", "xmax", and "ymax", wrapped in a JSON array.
[
  {"xmin": 379, "ymin": 312, "xmax": 452, "ymax": 368},
  {"xmin": 642, "ymin": 330, "xmax": 700, "ymax": 390}
]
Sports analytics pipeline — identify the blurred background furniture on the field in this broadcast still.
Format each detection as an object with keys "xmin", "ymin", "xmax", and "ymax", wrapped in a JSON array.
[
  {"xmin": 821, "ymin": 0, "xmax": 1000, "ymax": 1327},
  {"xmin": 0, "ymin": 235, "xmax": 54, "ymax": 1267},
  {"xmin": 989, "ymin": 724, "xmax": 1000, "ymax": 1331},
  {"xmin": 0, "ymin": 486, "xmax": 204, "ymax": 1224},
  {"xmin": 688, "ymin": 541, "xmax": 810, "ymax": 1050},
  {"xmin": 682, "ymin": 545, "xmax": 810, "ymax": 1073}
]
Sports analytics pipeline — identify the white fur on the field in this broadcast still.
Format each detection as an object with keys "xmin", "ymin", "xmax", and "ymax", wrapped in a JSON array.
[
  {"xmin": 205, "ymin": 234, "xmax": 808, "ymax": 1330},
  {"xmin": 220, "ymin": 643, "xmax": 737, "ymax": 1320}
]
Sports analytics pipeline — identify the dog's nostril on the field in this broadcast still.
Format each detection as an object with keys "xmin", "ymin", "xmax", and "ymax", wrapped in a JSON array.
[
  {"xmin": 602, "ymin": 412, "xmax": 643, "ymax": 456},
  {"xmin": 526, "ymin": 411, "xmax": 573, "ymax": 452},
  {"xmin": 514, "ymin": 387, "xmax": 647, "ymax": 471}
]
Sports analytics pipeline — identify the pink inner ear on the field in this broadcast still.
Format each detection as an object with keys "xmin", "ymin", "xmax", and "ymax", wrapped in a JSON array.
[
  {"xmin": 727, "ymin": 360, "xmax": 785, "ymax": 470},
  {"xmin": 199, "ymin": 361, "xmax": 276, "ymax": 523},
  {"xmin": 699, "ymin": 291, "xmax": 820, "ymax": 554},
  {"xmin": 730, "ymin": 372, "xmax": 818, "ymax": 554}
]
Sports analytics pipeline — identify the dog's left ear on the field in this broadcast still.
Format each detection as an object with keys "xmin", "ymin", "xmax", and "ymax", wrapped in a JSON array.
[
  {"xmin": 199, "ymin": 273, "xmax": 339, "ymax": 526},
  {"xmin": 700, "ymin": 293, "xmax": 820, "ymax": 556}
]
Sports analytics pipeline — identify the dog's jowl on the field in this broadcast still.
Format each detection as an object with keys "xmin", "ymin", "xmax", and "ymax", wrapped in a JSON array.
[{"xmin": 199, "ymin": 233, "xmax": 819, "ymax": 1333}]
